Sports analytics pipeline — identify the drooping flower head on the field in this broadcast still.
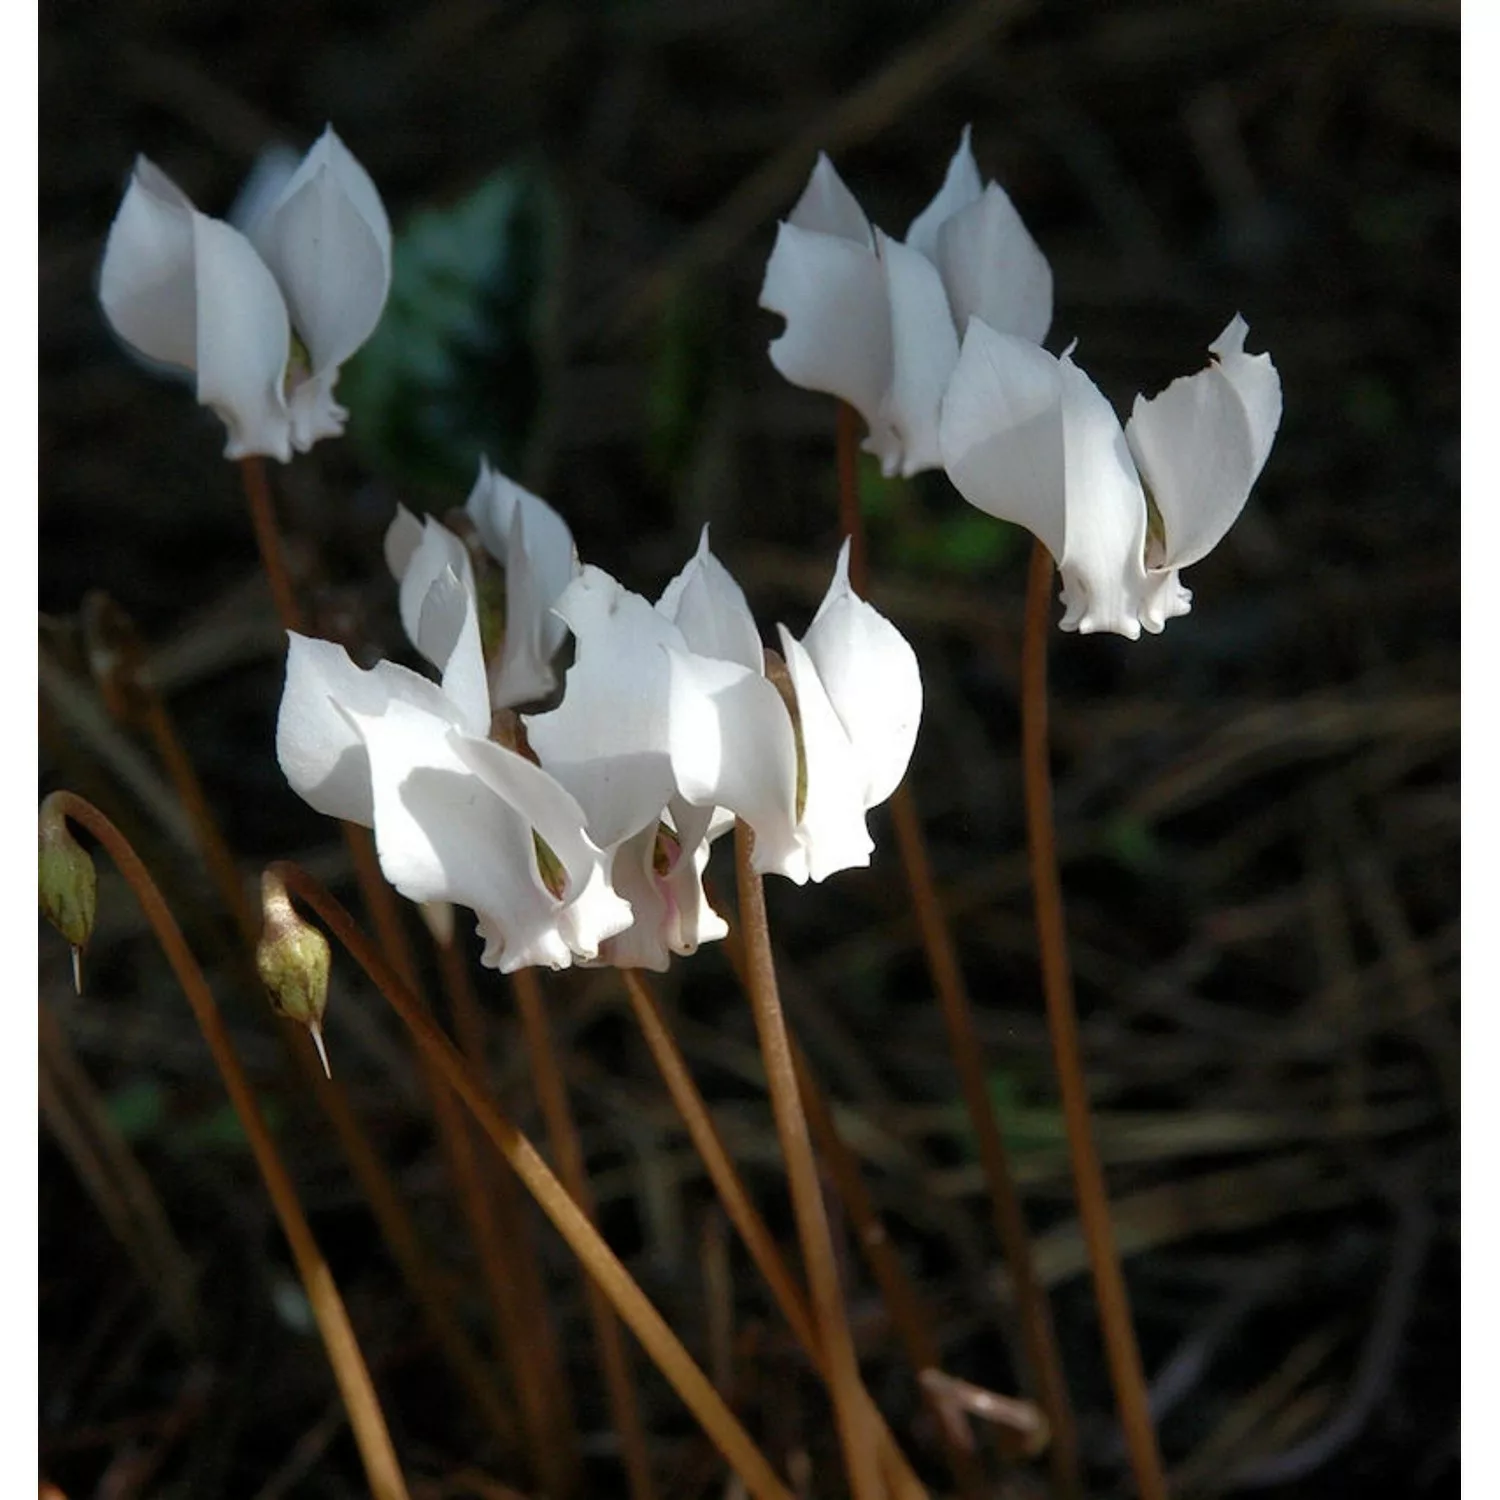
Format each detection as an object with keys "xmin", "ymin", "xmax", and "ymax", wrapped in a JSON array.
[
  {"xmin": 99, "ymin": 126, "xmax": 391, "ymax": 461},
  {"xmin": 760, "ymin": 127, "xmax": 1052, "ymax": 478},
  {"xmin": 939, "ymin": 315, "xmax": 1282, "ymax": 638}
]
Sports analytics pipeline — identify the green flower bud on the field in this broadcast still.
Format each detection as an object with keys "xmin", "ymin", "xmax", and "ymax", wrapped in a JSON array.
[
  {"xmin": 39, "ymin": 801, "xmax": 96, "ymax": 990},
  {"xmin": 257, "ymin": 874, "xmax": 332, "ymax": 1076}
]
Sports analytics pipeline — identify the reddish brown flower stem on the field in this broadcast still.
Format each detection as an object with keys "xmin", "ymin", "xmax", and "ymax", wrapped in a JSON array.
[
  {"xmin": 734, "ymin": 823, "xmax": 883, "ymax": 1500},
  {"xmin": 835, "ymin": 400, "xmax": 1082, "ymax": 1496},
  {"xmin": 1022, "ymin": 541, "xmax": 1167, "ymax": 1500},
  {"xmin": 42, "ymin": 794, "xmax": 410, "ymax": 1500}
]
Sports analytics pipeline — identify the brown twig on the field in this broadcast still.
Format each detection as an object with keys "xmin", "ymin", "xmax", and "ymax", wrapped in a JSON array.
[
  {"xmin": 271, "ymin": 861, "xmax": 794, "ymax": 1500},
  {"xmin": 511, "ymin": 966, "xmax": 657, "ymax": 1500},
  {"xmin": 1021, "ymin": 541, "xmax": 1167, "ymax": 1499},
  {"xmin": 733, "ymin": 823, "xmax": 883, "ymax": 1500},
  {"xmin": 41, "ymin": 794, "xmax": 410, "ymax": 1500},
  {"xmin": 836, "ymin": 398, "xmax": 1081, "ymax": 1494}
]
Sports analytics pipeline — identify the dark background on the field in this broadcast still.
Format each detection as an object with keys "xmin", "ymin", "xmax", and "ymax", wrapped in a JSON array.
[{"xmin": 40, "ymin": 1, "xmax": 1458, "ymax": 1496}]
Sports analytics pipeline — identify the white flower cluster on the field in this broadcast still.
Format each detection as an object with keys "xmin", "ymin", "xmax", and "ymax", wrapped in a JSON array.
[
  {"xmin": 276, "ymin": 462, "xmax": 923, "ymax": 974},
  {"xmin": 99, "ymin": 127, "xmax": 391, "ymax": 462},
  {"xmin": 761, "ymin": 130, "xmax": 1283, "ymax": 639}
]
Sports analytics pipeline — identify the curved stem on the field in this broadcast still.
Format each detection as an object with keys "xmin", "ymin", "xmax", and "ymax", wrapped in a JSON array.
[
  {"xmin": 1022, "ymin": 541, "xmax": 1167, "ymax": 1500},
  {"xmin": 836, "ymin": 398, "xmax": 1081, "ymax": 1495},
  {"xmin": 733, "ymin": 823, "xmax": 883, "ymax": 1500},
  {"xmin": 43, "ymin": 794, "xmax": 409, "ymax": 1500},
  {"xmin": 270, "ymin": 861, "xmax": 794, "ymax": 1500},
  {"xmin": 512, "ymin": 967, "xmax": 657, "ymax": 1500}
]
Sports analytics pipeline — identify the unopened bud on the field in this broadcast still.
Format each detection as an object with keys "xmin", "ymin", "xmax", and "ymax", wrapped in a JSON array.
[
  {"xmin": 257, "ymin": 873, "xmax": 332, "ymax": 1077},
  {"xmin": 39, "ymin": 800, "xmax": 97, "ymax": 990}
]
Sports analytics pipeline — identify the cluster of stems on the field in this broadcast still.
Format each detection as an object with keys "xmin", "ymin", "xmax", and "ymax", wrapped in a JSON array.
[{"xmin": 40, "ymin": 395, "xmax": 1169, "ymax": 1500}]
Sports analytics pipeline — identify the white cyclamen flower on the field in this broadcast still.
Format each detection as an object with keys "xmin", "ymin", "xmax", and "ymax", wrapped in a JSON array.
[
  {"xmin": 99, "ymin": 126, "xmax": 391, "ymax": 462},
  {"xmin": 939, "ymin": 314, "xmax": 1282, "ymax": 639},
  {"xmin": 664, "ymin": 539, "xmax": 924, "ymax": 884},
  {"xmin": 760, "ymin": 126, "xmax": 1052, "ymax": 479},
  {"xmin": 523, "ymin": 550, "xmax": 735, "ymax": 971},
  {"xmin": 276, "ymin": 549, "xmax": 631, "ymax": 973},
  {"xmin": 383, "ymin": 459, "xmax": 580, "ymax": 712},
  {"xmin": 463, "ymin": 459, "xmax": 580, "ymax": 708}
]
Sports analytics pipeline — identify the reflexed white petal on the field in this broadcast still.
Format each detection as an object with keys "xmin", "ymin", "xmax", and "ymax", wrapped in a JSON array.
[
  {"xmin": 939, "ymin": 318, "xmax": 1067, "ymax": 562},
  {"xmin": 418, "ymin": 567, "xmax": 491, "ymax": 737},
  {"xmin": 665, "ymin": 647, "xmax": 805, "ymax": 882},
  {"xmin": 393, "ymin": 518, "xmax": 474, "ymax": 665},
  {"xmin": 787, "ymin": 153, "xmax": 874, "ymax": 246},
  {"xmin": 1210, "ymin": 315, "xmax": 1282, "ymax": 476},
  {"xmin": 760, "ymin": 220, "xmax": 891, "ymax": 433},
  {"xmin": 524, "ymin": 567, "xmax": 683, "ymax": 848},
  {"xmin": 936, "ymin": 183, "xmax": 1053, "ymax": 346},
  {"xmin": 252, "ymin": 127, "xmax": 391, "ymax": 374},
  {"xmin": 776, "ymin": 628, "xmax": 875, "ymax": 882},
  {"xmin": 905, "ymin": 125, "xmax": 983, "ymax": 261},
  {"xmin": 876, "ymin": 230, "xmax": 961, "ymax": 477},
  {"xmin": 99, "ymin": 158, "xmax": 199, "ymax": 373},
  {"xmin": 276, "ymin": 636, "xmax": 455, "ymax": 826},
  {"xmin": 383, "ymin": 503, "xmax": 424, "ymax": 581},
  {"xmin": 1055, "ymin": 351, "xmax": 1151, "ymax": 639},
  {"xmin": 656, "ymin": 527, "xmax": 764, "ymax": 672},
  {"xmin": 800, "ymin": 541, "xmax": 922, "ymax": 808},
  {"xmin": 1125, "ymin": 316, "xmax": 1280, "ymax": 574},
  {"xmin": 190, "ymin": 213, "xmax": 293, "ymax": 461},
  {"xmin": 343, "ymin": 701, "xmax": 574, "ymax": 971},
  {"xmin": 464, "ymin": 457, "xmax": 578, "ymax": 691},
  {"xmin": 385, "ymin": 516, "xmax": 490, "ymax": 732},
  {"xmin": 451, "ymin": 734, "xmax": 634, "ymax": 968}
]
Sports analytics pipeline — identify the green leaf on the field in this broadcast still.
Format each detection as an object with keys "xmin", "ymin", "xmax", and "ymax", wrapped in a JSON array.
[{"xmin": 341, "ymin": 161, "xmax": 562, "ymax": 490}]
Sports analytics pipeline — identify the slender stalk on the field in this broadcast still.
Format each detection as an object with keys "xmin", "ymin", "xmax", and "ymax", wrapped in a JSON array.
[
  {"xmin": 733, "ymin": 823, "xmax": 883, "ymax": 1500},
  {"xmin": 437, "ymin": 932, "xmax": 581, "ymax": 1498},
  {"xmin": 835, "ymin": 399, "xmax": 1082, "ymax": 1494},
  {"xmin": 240, "ymin": 456, "xmax": 305, "ymax": 634},
  {"xmin": 512, "ymin": 967, "xmax": 657, "ymax": 1500},
  {"xmin": 272, "ymin": 861, "xmax": 794, "ymax": 1500},
  {"xmin": 1022, "ymin": 541, "xmax": 1167, "ymax": 1500},
  {"xmin": 44, "ymin": 794, "xmax": 409, "ymax": 1500},
  {"xmin": 620, "ymin": 968, "xmax": 931, "ymax": 1499}
]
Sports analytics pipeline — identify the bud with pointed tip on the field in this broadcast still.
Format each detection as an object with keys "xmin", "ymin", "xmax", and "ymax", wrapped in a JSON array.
[
  {"xmin": 39, "ymin": 798, "xmax": 97, "ymax": 964},
  {"xmin": 257, "ymin": 871, "xmax": 332, "ymax": 1075}
]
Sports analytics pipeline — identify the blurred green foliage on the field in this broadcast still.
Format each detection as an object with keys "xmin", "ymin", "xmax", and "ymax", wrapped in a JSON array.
[
  {"xmin": 861, "ymin": 458, "xmax": 1020, "ymax": 576},
  {"xmin": 341, "ymin": 162, "xmax": 561, "ymax": 491}
]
